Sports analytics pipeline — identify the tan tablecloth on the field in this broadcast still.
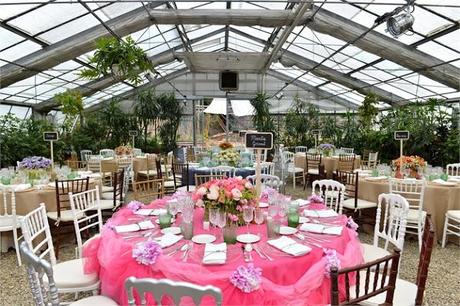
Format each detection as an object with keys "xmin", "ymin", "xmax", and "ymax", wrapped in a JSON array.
[
  {"xmin": 295, "ymin": 153, "xmax": 361, "ymax": 177},
  {"xmin": 358, "ymin": 178, "xmax": 460, "ymax": 240}
]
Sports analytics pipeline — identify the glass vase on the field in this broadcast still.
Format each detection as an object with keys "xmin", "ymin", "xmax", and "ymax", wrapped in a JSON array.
[{"xmin": 223, "ymin": 223, "xmax": 237, "ymax": 244}]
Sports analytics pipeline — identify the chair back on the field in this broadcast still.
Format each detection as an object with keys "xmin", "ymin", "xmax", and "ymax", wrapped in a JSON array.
[
  {"xmin": 415, "ymin": 215, "xmax": 435, "ymax": 305},
  {"xmin": 311, "ymin": 179, "xmax": 345, "ymax": 214},
  {"xmin": 195, "ymin": 174, "xmax": 225, "ymax": 186},
  {"xmin": 145, "ymin": 153, "xmax": 158, "ymax": 176},
  {"xmin": 295, "ymin": 146, "xmax": 308, "ymax": 153},
  {"xmin": 132, "ymin": 148, "xmax": 142, "ymax": 157},
  {"xmin": 117, "ymin": 155, "xmax": 133, "ymax": 170},
  {"xmin": 172, "ymin": 161, "xmax": 189, "ymax": 188},
  {"xmin": 306, "ymin": 153, "xmax": 322, "ymax": 172},
  {"xmin": 125, "ymin": 277, "xmax": 222, "ymax": 306},
  {"xmin": 87, "ymin": 155, "xmax": 102, "ymax": 172},
  {"xmin": 112, "ymin": 169, "xmax": 124, "ymax": 210},
  {"xmin": 20, "ymin": 241, "xmax": 60, "ymax": 306},
  {"xmin": 1, "ymin": 186, "xmax": 21, "ymax": 264},
  {"xmin": 210, "ymin": 166, "xmax": 236, "ymax": 178},
  {"xmin": 446, "ymin": 163, "xmax": 460, "ymax": 176},
  {"xmin": 132, "ymin": 179, "xmax": 165, "ymax": 204},
  {"xmin": 100, "ymin": 149, "xmax": 115, "ymax": 158},
  {"xmin": 260, "ymin": 162, "xmax": 275, "ymax": 175},
  {"xmin": 54, "ymin": 177, "xmax": 89, "ymax": 222},
  {"xmin": 20, "ymin": 204, "xmax": 56, "ymax": 265},
  {"xmin": 388, "ymin": 178, "xmax": 426, "ymax": 215},
  {"xmin": 122, "ymin": 165, "xmax": 132, "ymax": 202},
  {"xmin": 330, "ymin": 249, "xmax": 401, "ymax": 306},
  {"xmin": 374, "ymin": 193, "xmax": 409, "ymax": 252},
  {"xmin": 338, "ymin": 154, "xmax": 356, "ymax": 171},
  {"xmin": 368, "ymin": 152, "xmax": 379, "ymax": 168},
  {"xmin": 247, "ymin": 174, "xmax": 281, "ymax": 191},
  {"xmin": 69, "ymin": 186, "xmax": 103, "ymax": 258},
  {"xmin": 334, "ymin": 171, "xmax": 358, "ymax": 208},
  {"xmin": 340, "ymin": 147, "xmax": 354, "ymax": 154},
  {"xmin": 80, "ymin": 150, "xmax": 92, "ymax": 162}
]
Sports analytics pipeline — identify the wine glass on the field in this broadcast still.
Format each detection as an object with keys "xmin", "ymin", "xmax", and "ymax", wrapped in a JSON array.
[
  {"xmin": 209, "ymin": 208, "xmax": 219, "ymax": 234},
  {"xmin": 243, "ymin": 206, "xmax": 254, "ymax": 234},
  {"xmin": 168, "ymin": 201, "xmax": 179, "ymax": 225},
  {"xmin": 254, "ymin": 208, "xmax": 265, "ymax": 236},
  {"xmin": 216, "ymin": 210, "xmax": 227, "ymax": 241}
]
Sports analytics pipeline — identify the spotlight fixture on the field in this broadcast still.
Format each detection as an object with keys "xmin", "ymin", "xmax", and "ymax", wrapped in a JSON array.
[{"xmin": 385, "ymin": 1, "xmax": 415, "ymax": 38}]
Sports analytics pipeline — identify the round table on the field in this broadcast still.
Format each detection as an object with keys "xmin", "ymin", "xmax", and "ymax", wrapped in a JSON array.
[
  {"xmin": 83, "ymin": 198, "xmax": 363, "ymax": 305},
  {"xmin": 358, "ymin": 177, "xmax": 460, "ymax": 240},
  {"xmin": 295, "ymin": 154, "xmax": 361, "ymax": 178},
  {"xmin": 186, "ymin": 167, "xmax": 256, "ymax": 185}
]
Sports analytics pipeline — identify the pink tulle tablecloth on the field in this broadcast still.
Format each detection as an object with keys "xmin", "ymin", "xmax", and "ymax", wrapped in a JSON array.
[{"xmin": 83, "ymin": 198, "xmax": 363, "ymax": 306}]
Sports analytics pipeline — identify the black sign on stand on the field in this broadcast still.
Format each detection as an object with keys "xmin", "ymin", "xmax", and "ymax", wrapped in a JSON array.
[
  {"xmin": 394, "ymin": 130, "xmax": 409, "ymax": 140},
  {"xmin": 245, "ymin": 132, "xmax": 273, "ymax": 150},
  {"xmin": 43, "ymin": 131, "xmax": 59, "ymax": 141},
  {"xmin": 239, "ymin": 130, "xmax": 247, "ymax": 138},
  {"xmin": 312, "ymin": 129, "xmax": 321, "ymax": 136},
  {"xmin": 129, "ymin": 130, "xmax": 138, "ymax": 137}
]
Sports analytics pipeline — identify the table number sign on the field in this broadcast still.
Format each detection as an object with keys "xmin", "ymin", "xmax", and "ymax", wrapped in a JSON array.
[
  {"xmin": 394, "ymin": 130, "xmax": 409, "ymax": 160},
  {"xmin": 129, "ymin": 130, "xmax": 138, "ymax": 148},
  {"xmin": 245, "ymin": 132, "xmax": 273, "ymax": 200},
  {"xmin": 43, "ymin": 131, "xmax": 58, "ymax": 167},
  {"xmin": 312, "ymin": 129, "xmax": 321, "ymax": 149}
]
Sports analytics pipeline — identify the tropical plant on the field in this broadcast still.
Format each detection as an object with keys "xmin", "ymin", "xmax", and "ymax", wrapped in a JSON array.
[
  {"xmin": 250, "ymin": 92, "xmax": 275, "ymax": 134},
  {"xmin": 79, "ymin": 36, "xmax": 152, "ymax": 85},
  {"xmin": 135, "ymin": 89, "xmax": 159, "ymax": 151},
  {"xmin": 358, "ymin": 93, "xmax": 379, "ymax": 131},
  {"xmin": 283, "ymin": 95, "xmax": 320, "ymax": 147},
  {"xmin": 156, "ymin": 92, "xmax": 182, "ymax": 152},
  {"xmin": 54, "ymin": 89, "xmax": 83, "ymax": 117}
]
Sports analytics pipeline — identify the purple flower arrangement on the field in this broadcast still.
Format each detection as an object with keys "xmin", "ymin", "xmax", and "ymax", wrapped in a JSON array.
[
  {"xmin": 230, "ymin": 264, "xmax": 262, "ymax": 293},
  {"xmin": 307, "ymin": 194, "xmax": 324, "ymax": 205},
  {"xmin": 132, "ymin": 240, "xmax": 162, "ymax": 266},
  {"xmin": 347, "ymin": 216, "xmax": 359, "ymax": 232},
  {"xmin": 18, "ymin": 156, "xmax": 52, "ymax": 170},
  {"xmin": 318, "ymin": 143, "xmax": 335, "ymax": 151},
  {"xmin": 127, "ymin": 200, "xmax": 143, "ymax": 212},
  {"xmin": 323, "ymin": 248, "xmax": 341, "ymax": 278}
]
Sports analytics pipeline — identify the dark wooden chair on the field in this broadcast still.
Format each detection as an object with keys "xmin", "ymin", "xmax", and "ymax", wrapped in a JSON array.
[
  {"xmin": 303, "ymin": 153, "xmax": 324, "ymax": 190},
  {"xmin": 338, "ymin": 154, "xmax": 356, "ymax": 172},
  {"xmin": 156, "ymin": 158, "xmax": 175, "ymax": 194},
  {"xmin": 330, "ymin": 249, "xmax": 401, "ymax": 305},
  {"xmin": 48, "ymin": 177, "xmax": 89, "ymax": 259},
  {"xmin": 100, "ymin": 168, "xmax": 124, "ymax": 211},
  {"xmin": 172, "ymin": 161, "xmax": 191, "ymax": 191},
  {"xmin": 132, "ymin": 179, "xmax": 165, "ymax": 203}
]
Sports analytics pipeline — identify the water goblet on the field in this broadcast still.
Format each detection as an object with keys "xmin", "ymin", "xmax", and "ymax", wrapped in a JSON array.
[
  {"xmin": 216, "ymin": 211, "xmax": 227, "ymax": 241},
  {"xmin": 243, "ymin": 206, "xmax": 254, "ymax": 234},
  {"xmin": 254, "ymin": 208, "xmax": 265, "ymax": 236},
  {"xmin": 209, "ymin": 207, "xmax": 219, "ymax": 234},
  {"xmin": 168, "ymin": 201, "xmax": 179, "ymax": 225}
]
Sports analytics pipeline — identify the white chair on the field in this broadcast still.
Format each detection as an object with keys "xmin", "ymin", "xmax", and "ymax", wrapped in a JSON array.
[
  {"xmin": 69, "ymin": 187, "xmax": 103, "ymax": 258},
  {"xmin": 210, "ymin": 166, "xmax": 236, "ymax": 178},
  {"xmin": 340, "ymin": 147, "xmax": 354, "ymax": 154},
  {"xmin": 295, "ymin": 146, "xmax": 308, "ymax": 153},
  {"xmin": 0, "ymin": 186, "xmax": 23, "ymax": 265},
  {"xmin": 250, "ymin": 149, "xmax": 268, "ymax": 163},
  {"xmin": 311, "ymin": 179, "xmax": 345, "ymax": 214},
  {"xmin": 125, "ymin": 277, "xmax": 222, "ymax": 306},
  {"xmin": 442, "ymin": 210, "xmax": 460, "ymax": 248},
  {"xmin": 361, "ymin": 193, "xmax": 409, "ymax": 264},
  {"xmin": 260, "ymin": 162, "xmax": 275, "ymax": 175},
  {"xmin": 100, "ymin": 149, "xmax": 115, "ymax": 158},
  {"xmin": 20, "ymin": 242, "xmax": 118, "ymax": 306},
  {"xmin": 282, "ymin": 151, "xmax": 304, "ymax": 189},
  {"xmin": 117, "ymin": 155, "xmax": 133, "ymax": 171},
  {"xmin": 446, "ymin": 163, "xmax": 460, "ymax": 176},
  {"xmin": 20, "ymin": 204, "xmax": 100, "ymax": 295},
  {"xmin": 132, "ymin": 148, "xmax": 142, "ymax": 157},
  {"xmin": 87, "ymin": 155, "xmax": 102, "ymax": 173},
  {"xmin": 389, "ymin": 178, "xmax": 426, "ymax": 251},
  {"xmin": 80, "ymin": 150, "xmax": 92, "ymax": 162},
  {"xmin": 247, "ymin": 174, "xmax": 281, "ymax": 191}
]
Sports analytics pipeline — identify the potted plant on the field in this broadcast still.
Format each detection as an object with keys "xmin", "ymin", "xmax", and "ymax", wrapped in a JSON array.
[{"xmin": 79, "ymin": 36, "xmax": 153, "ymax": 85}]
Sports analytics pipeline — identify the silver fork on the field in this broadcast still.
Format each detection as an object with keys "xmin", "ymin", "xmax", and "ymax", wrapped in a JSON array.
[{"xmin": 256, "ymin": 244, "xmax": 273, "ymax": 261}]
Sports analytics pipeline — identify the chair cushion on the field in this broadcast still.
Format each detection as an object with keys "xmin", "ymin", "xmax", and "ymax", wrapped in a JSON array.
[
  {"xmin": 98, "ymin": 199, "xmax": 120, "ymax": 210},
  {"xmin": 406, "ymin": 209, "xmax": 427, "ymax": 223},
  {"xmin": 177, "ymin": 185, "xmax": 196, "ymax": 192},
  {"xmin": 357, "ymin": 274, "xmax": 417, "ymax": 306},
  {"xmin": 307, "ymin": 168, "xmax": 319, "ymax": 175},
  {"xmin": 361, "ymin": 243, "xmax": 391, "ymax": 263},
  {"xmin": 101, "ymin": 192, "xmax": 114, "ymax": 200},
  {"xmin": 0, "ymin": 215, "xmax": 23, "ymax": 230},
  {"xmin": 288, "ymin": 166, "xmax": 304, "ymax": 173},
  {"xmin": 47, "ymin": 211, "xmax": 83, "ymax": 222},
  {"xmin": 137, "ymin": 170, "xmax": 157, "ymax": 177},
  {"xmin": 343, "ymin": 198, "xmax": 377, "ymax": 210},
  {"xmin": 447, "ymin": 210, "xmax": 460, "ymax": 220},
  {"xmin": 164, "ymin": 180, "xmax": 176, "ymax": 188},
  {"xmin": 50, "ymin": 258, "xmax": 99, "ymax": 290},
  {"xmin": 101, "ymin": 186, "xmax": 113, "ymax": 193},
  {"xmin": 69, "ymin": 295, "xmax": 118, "ymax": 306}
]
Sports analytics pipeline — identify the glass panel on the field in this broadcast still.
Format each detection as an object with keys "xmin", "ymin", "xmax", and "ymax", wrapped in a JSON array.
[
  {"xmin": 37, "ymin": 14, "xmax": 100, "ymax": 44},
  {"xmin": 0, "ymin": 40, "xmax": 42, "ymax": 64}
]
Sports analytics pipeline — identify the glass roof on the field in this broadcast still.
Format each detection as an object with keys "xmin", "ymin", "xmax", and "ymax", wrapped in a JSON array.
[{"xmin": 0, "ymin": 0, "xmax": 459, "ymax": 115}]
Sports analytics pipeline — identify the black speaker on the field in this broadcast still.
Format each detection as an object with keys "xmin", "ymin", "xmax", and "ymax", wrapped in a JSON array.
[{"xmin": 219, "ymin": 71, "xmax": 238, "ymax": 91}]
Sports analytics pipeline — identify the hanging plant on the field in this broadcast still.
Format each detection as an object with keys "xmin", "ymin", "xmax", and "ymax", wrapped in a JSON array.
[
  {"xmin": 79, "ymin": 36, "xmax": 153, "ymax": 85},
  {"xmin": 54, "ymin": 89, "xmax": 83, "ymax": 116}
]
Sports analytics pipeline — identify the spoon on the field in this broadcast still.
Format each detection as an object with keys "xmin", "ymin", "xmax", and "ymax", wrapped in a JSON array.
[{"xmin": 245, "ymin": 244, "xmax": 253, "ymax": 262}]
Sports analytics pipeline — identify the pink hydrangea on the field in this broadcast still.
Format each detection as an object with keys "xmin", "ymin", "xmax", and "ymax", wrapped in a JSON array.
[
  {"xmin": 347, "ymin": 216, "xmax": 359, "ymax": 232},
  {"xmin": 127, "ymin": 200, "xmax": 143, "ymax": 211},
  {"xmin": 230, "ymin": 264, "xmax": 262, "ymax": 293},
  {"xmin": 323, "ymin": 249, "xmax": 341, "ymax": 278},
  {"xmin": 308, "ymin": 194, "xmax": 324, "ymax": 205},
  {"xmin": 132, "ymin": 241, "xmax": 162, "ymax": 266}
]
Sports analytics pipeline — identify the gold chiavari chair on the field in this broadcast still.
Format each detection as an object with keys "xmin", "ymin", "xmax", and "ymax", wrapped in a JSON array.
[{"xmin": 132, "ymin": 179, "xmax": 165, "ymax": 204}]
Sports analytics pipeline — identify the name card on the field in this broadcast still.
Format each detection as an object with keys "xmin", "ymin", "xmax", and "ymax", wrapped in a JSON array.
[
  {"xmin": 245, "ymin": 132, "xmax": 273, "ymax": 150},
  {"xmin": 129, "ymin": 130, "xmax": 139, "ymax": 136},
  {"xmin": 394, "ymin": 131, "xmax": 409, "ymax": 140},
  {"xmin": 43, "ymin": 131, "xmax": 58, "ymax": 141}
]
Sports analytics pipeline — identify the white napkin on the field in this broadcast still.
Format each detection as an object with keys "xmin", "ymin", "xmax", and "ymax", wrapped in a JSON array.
[
  {"xmin": 299, "ymin": 223, "xmax": 343, "ymax": 236},
  {"xmin": 115, "ymin": 220, "xmax": 155, "ymax": 233},
  {"xmin": 156, "ymin": 233, "xmax": 183, "ymax": 248},
  {"xmin": 299, "ymin": 217, "xmax": 309, "ymax": 223},
  {"xmin": 291, "ymin": 199, "xmax": 310, "ymax": 207},
  {"xmin": 303, "ymin": 209, "xmax": 338, "ymax": 218},
  {"xmin": 78, "ymin": 171, "xmax": 93, "ymax": 176},
  {"xmin": 134, "ymin": 208, "xmax": 167, "ymax": 216},
  {"xmin": 365, "ymin": 176, "xmax": 387, "ymax": 181},
  {"xmin": 1, "ymin": 183, "xmax": 32, "ymax": 192},
  {"xmin": 202, "ymin": 243, "xmax": 227, "ymax": 265},
  {"xmin": 267, "ymin": 236, "xmax": 311, "ymax": 256},
  {"xmin": 197, "ymin": 167, "xmax": 210, "ymax": 171},
  {"xmin": 447, "ymin": 176, "xmax": 460, "ymax": 183},
  {"xmin": 432, "ymin": 179, "xmax": 456, "ymax": 186}
]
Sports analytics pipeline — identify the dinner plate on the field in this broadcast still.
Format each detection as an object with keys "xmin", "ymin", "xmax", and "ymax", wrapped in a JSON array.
[
  {"xmin": 192, "ymin": 234, "xmax": 216, "ymax": 244},
  {"xmin": 258, "ymin": 202, "xmax": 269, "ymax": 208},
  {"xmin": 279, "ymin": 226, "xmax": 298, "ymax": 235},
  {"xmin": 160, "ymin": 227, "xmax": 181, "ymax": 235},
  {"xmin": 236, "ymin": 233, "xmax": 260, "ymax": 244}
]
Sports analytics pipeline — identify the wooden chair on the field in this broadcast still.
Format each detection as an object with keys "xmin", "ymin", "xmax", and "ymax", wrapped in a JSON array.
[
  {"xmin": 442, "ymin": 210, "xmax": 460, "ymax": 248},
  {"xmin": 156, "ymin": 158, "xmax": 175, "ymax": 194},
  {"xmin": 359, "ymin": 215, "xmax": 435, "ymax": 306},
  {"xmin": 340, "ymin": 147, "xmax": 354, "ymax": 154},
  {"xmin": 335, "ymin": 171, "xmax": 377, "ymax": 216},
  {"xmin": 48, "ymin": 177, "xmax": 89, "ymax": 259},
  {"xmin": 100, "ymin": 169, "xmax": 124, "ymax": 211},
  {"xmin": 303, "ymin": 153, "xmax": 324, "ymax": 190},
  {"xmin": 195, "ymin": 174, "xmax": 225, "ymax": 186},
  {"xmin": 137, "ymin": 153, "xmax": 158, "ymax": 180},
  {"xmin": 132, "ymin": 179, "xmax": 165, "ymax": 204},
  {"xmin": 210, "ymin": 166, "xmax": 236, "ymax": 178},
  {"xmin": 338, "ymin": 154, "xmax": 356, "ymax": 172},
  {"xmin": 295, "ymin": 146, "xmax": 308, "ymax": 153},
  {"xmin": 172, "ymin": 162, "xmax": 193, "ymax": 192},
  {"xmin": 330, "ymin": 249, "xmax": 401, "ymax": 306}
]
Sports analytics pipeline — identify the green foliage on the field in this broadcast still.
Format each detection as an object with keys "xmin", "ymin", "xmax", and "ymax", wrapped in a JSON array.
[
  {"xmin": 135, "ymin": 89, "xmax": 159, "ymax": 151},
  {"xmin": 357, "ymin": 93, "xmax": 379, "ymax": 131},
  {"xmin": 283, "ymin": 95, "xmax": 320, "ymax": 147},
  {"xmin": 157, "ymin": 92, "xmax": 182, "ymax": 153},
  {"xmin": 250, "ymin": 92, "xmax": 275, "ymax": 134},
  {"xmin": 79, "ymin": 36, "xmax": 152, "ymax": 85},
  {"xmin": 54, "ymin": 89, "xmax": 83, "ymax": 116}
]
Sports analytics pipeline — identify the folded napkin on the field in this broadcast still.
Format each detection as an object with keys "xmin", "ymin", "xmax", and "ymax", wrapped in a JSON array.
[
  {"xmin": 303, "ymin": 209, "xmax": 338, "ymax": 218},
  {"xmin": 354, "ymin": 169, "xmax": 371, "ymax": 174},
  {"xmin": 299, "ymin": 223, "xmax": 343, "ymax": 236},
  {"xmin": 134, "ymin": 208, "xmax": 167, "ymax": 216},
  {"xmin": 365, "ymin": 176, "xmax": 387, "ymax": 181},
  {"xmin": 1, "ymin": 183, "xmax": 32, "ymax": 192},
  {"xmin": 299, "ymin": 217, "xmax": 309, "ymax": 223},
  {"xmin": 77, "ymin": 171, "xmax": 93, "ymax": 176},
  {"xmin": 432, "ymin": 179, "xmax": 456, "ymax": 186},
  {"xmin": 448, "ymin": 177, "xmax": 460, "ymax": 183},
  {"xmin": 267, "ymin": 236, "xmax": 311, "ymax": 256},
  {"xmin": 202, "ymin": 243, "xmax": 227, "ymax": 265},
  {"xmin": 115, "ymin": 220, "xmax": 155, "ymax": 233},
  {"xmin": 156, "ymin": 233, "xmax": 183, "ymax": 248},
  {"xmin": 291, "ymin": 199, "xmax": 310, "ymax": 207}
]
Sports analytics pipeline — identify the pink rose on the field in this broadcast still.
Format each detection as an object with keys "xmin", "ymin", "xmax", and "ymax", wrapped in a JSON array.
[
  {"xmin": 196, "ymin": 187, "xmax": 207, "ymax": 196},
  {"xmin": 245, "ymin": 182, "xmax": 253, "ymax": 189},
  {"xmin": 231, "ymin": 188, "xmax": 242, "ymax": 201},
  {"xmin": 240, "ymin": 199, "xmax": 248, "ymax": 206},
  {"xmin": 208, "ymin": 185, "xmax": 219, "ymax": 200},
  {"xmin": 196, "ymin": 199, "xmax": 204, "ymax": 207}
]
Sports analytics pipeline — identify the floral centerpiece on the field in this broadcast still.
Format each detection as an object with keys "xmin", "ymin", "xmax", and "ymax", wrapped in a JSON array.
[
  {"xmin": 318, "ymin": 143, "xmax": 335, "ymax": 157},
  {"xmin": 18, "ymin": 156, "xmax": 52, "ymax": 181},
  {"xmin": 392, "ymin": 155, "xmax": 426, "ymax": 179},
  {"xmin": 192, "ymin": 177, "xmax": 257, "ymax": 225},
  {"xmin": 219, "ymin": 141, "xmax": 234, "ymax": 150},
  {"xmin": 114, "ymin": 145, "xmax": 133, "ymax": 156},
  {"xmin": 216, "ymin": 149, "xmax": 240, "ymax": 167}
]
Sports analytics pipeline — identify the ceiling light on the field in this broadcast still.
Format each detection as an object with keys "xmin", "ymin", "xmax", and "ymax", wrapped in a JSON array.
[{"xmin": 386, "ymin": 7, "xmax": 414, "ymax": 38}]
